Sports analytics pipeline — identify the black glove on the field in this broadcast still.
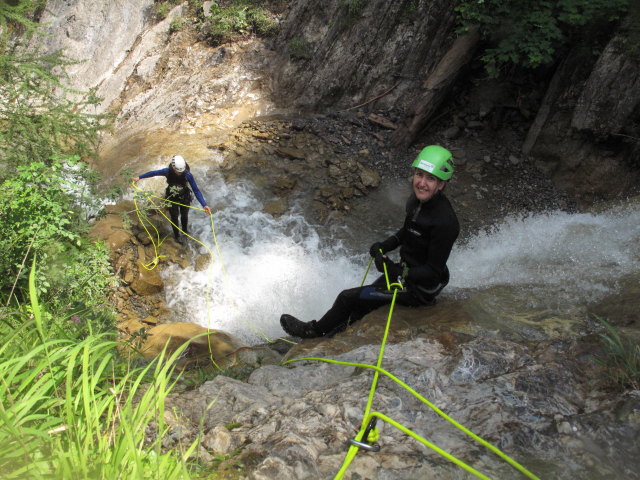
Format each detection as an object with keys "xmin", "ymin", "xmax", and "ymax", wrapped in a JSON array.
[
  {"xmin": 374, "ymin": 255, "xmax": 403, "ymax": 280},
  {"xmin": 369, "ymin": 242, "xmax": 384, "ymax": 258}
]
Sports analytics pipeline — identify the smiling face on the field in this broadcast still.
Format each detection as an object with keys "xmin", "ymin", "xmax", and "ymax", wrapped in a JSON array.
[{"xmin": 412, "ymin": 168, "xmax": 446, "ymax": 202}]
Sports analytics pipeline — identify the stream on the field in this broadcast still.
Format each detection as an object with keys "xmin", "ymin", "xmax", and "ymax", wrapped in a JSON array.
[{"xmin": 152, "ymin": 165, "xmax": 640, "ymax": 346}]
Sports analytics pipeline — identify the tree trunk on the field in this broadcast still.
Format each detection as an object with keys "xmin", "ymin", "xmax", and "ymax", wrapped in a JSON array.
[
  {"xmin": 522, "ymin": 58, "xmax": 567, "ymax": 155},
  {"xmin": 391, "ymin": 26, "xmax": 480, "ymax": 149}
]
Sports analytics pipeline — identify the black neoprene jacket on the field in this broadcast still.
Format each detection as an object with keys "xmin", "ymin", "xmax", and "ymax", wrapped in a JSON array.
[{"xmin": 381, "ymin": 191, "xmax": 459, "ymax": 294}]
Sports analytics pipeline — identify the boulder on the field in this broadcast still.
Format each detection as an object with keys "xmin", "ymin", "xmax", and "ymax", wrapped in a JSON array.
[
  {"xmin": 139, "ymin": 322, "xmax": 248, "ymax": 366},
  {"xmin": 130, "ymin": 267, "xmax": 164, "ymax": 296}
]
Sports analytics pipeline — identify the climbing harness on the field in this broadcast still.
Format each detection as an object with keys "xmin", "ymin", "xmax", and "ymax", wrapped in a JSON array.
[{"xmin": 284, "ymin": 252, "xmax": 542, "ymax": 480}]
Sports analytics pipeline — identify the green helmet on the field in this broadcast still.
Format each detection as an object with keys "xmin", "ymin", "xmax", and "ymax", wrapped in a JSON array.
[{"xmin": 411, "ymin": 145, "xmax": 454, "ymax": 181}]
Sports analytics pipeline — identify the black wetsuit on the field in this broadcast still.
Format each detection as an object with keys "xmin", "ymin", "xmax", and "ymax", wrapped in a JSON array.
[{"xmin": 314, "ymin": 191, "xmax": 459, "ymax": 335}]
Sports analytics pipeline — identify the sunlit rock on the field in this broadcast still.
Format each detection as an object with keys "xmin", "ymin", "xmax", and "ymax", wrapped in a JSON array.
[
  {"xmin": 130, "ymin": 267, "xmax": 164, "ymax": 296},
  {"xmin": 140, "ymin": 322, "xmax": 248, "ymax": 366}
]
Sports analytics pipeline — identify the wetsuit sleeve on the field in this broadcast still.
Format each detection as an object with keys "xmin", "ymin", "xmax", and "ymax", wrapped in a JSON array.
[
  {"xmin": 186, "ymin": 172, "xmax": 208, "ymax": 208},
  {"xmin": 138, "ymin": 168, "xmax": 170, "ymax": 179},
  {"xmin": 405, "ymin": 221, "xmax": 458, "ymax": 286},
  {"xmin": 381, "ymin": 233, "xmax": 401, "ymax": 252}
]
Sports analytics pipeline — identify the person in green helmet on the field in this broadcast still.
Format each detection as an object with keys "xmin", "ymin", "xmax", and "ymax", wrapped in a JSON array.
[{"xmin": 280, "ymin": 145, "xmax": 460, "ymax": 339}]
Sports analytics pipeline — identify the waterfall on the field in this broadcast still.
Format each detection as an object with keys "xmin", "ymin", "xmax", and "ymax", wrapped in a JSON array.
[
  {"xmin": 448, "ymin": 199, "xmax": 640, "ymax": 309},
  {"xmin": 161, "ymin": 170, "xmax": 368, "ymax": 344},
  {"xmin": 159, "ymin": 168, "xmax": 640, "ymax": 344}
]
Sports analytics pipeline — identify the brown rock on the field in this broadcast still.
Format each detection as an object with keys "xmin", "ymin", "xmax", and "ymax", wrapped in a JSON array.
[
  {"xmin": 275, "ymin": 147, "xmax": 305, "ymax": 160},
  {"xmin": 359, "ymin": 168, "xmax": 380, "ymax": 188},
  {"xmin": 140, "ymin": 322, "xmax": 248, "ymax": 366},
  {"xmin": 116, "ymin": 317, "xmax": 148, "ymax": 336},
  {"xmin": 107, "ymin": 230, "xmax": 133, "ymax": 251},
  {"xmin": 263, "ymin": 198, "xmax": 288, "ymax": 217},
  {"xmin": 195, "ymin": 253, "xmax": 211, "ymax": 272},
  {"xmin": 130, "ymin": 267, "xmax": 164, "ymax": 296}
]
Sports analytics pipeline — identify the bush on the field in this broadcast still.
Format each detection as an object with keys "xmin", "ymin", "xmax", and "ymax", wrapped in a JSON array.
[
  {"xmin": 0, "ymin": 157, "xmax": 115, "ymax": 313},
  {"xmin": 456, "ymin": 0, "xmax": 630, "ymax": 76},
  {"xmin": 198, "ymin": 0, "xmax": 279, "ymax": 46}
]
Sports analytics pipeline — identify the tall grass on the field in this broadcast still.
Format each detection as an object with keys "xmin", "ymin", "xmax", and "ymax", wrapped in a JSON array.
[
  {"xmin": 0, "ymin": 265, "xmax": 197, "ymax": 479},
  {"xmin": 595, "ymin": 315, "xmax": 640, "ymax": 389}
]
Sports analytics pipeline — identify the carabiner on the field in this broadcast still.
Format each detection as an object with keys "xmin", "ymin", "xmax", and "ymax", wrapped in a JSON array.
[{"xmin": 348, "ymin": 418, "xmax": 381, "ymax": 452}]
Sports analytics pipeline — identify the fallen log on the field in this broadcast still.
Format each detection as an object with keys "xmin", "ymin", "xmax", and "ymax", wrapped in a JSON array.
[{"xmin": 391, "ymin": 26, "xmax": 480, "ymax": 149}]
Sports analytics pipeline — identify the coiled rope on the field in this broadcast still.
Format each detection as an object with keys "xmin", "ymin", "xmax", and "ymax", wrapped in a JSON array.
[{"xmin": 131, "ymin": 182, "xmax": 295, "ymax": 346}]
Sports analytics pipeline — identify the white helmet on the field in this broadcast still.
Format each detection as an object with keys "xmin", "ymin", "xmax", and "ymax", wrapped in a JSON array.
[{"xmin": 171, "ymin": 155, "xmax": 186, "ymax": 172}]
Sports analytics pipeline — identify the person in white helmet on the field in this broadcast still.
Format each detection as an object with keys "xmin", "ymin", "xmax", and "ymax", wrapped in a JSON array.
[{"xmin": 133, "ymin": 155, "xmax": 212, "ymax": 244}]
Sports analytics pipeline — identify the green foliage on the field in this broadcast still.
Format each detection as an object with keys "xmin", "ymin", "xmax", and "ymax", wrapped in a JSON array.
[
  {"xmin": 456, "ymin": 0, "xmax": 630, "ymax": 76},
  {"xmin": 0, "ymin": 269, "xmax": 197, "ymax": 479},
  {"xmin": 594, "ymin": 315, "xmax": 640, "ymax": 389},
  {"xmin": 0, "ymin": 1, "xmax": 107, "ymax": 175},
  {"xmin": 170, "ymin": 16, "xmax": 189, "ymax": 34},
  {"xmin": 197, "ymin": 0, "xmax": 279, "ymax": 47},
  {"xmin": 287, "ymin": 37, "xmax": 311, "ymax": 60},
  {"xmin": 0, "ymin": 0, "xmax": 44, "ymax": 42},
  {"xmin": 0, "ymin": 157, "xmax": 115, "ymax": 312}
]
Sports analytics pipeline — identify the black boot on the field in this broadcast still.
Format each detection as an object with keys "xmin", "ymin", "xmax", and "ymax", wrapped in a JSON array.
[{"xmin": 280, "ymin": 314, "xmax": 323, "ymax": 339}]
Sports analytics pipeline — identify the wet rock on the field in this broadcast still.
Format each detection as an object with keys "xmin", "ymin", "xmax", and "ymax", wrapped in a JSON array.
[
  {"xmin": 264, "ymin": 198, "xmax": 288, "ymax": 217},
  {"xmin": 140, "ymin": 322, "xmax": 248, "ymax": 366},
  {"xmin": 130, "ymin": 267, "xmax": 163, "ymax": 296},
  {"xmin": 195, "ymin": 253, "xmax": 211, "ymax": 272},
  {"xmin": 276, "ymin": 147, "xmax": 305, "ymax": 160}
]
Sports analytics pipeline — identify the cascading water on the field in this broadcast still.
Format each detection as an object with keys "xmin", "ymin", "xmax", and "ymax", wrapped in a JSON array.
[
  {"xmin": 449, "ymin": 200, "xmax": 640, "ymax": 306},
  {"xmin": 160, "ymin": 168, "xmax": 369, "ymax": 344},
  {"xmin": 158, "ymin": 167, "xmax": 640, "ymax": 345}
]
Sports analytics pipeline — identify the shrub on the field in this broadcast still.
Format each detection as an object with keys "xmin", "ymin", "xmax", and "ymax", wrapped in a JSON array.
[
  {"xmin": 456, "ymin": 0, "xmax": 630, "ymax": 76},
  {"xmin": 198, "ymin": 0, "xmax": 279, "ymax": 46},
  {"xmin": 0, "ymin": 157, "xmax": 114, "ymax": 312}
]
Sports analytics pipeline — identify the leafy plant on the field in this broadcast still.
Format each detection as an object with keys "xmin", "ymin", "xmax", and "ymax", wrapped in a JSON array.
[
  {"xmin": 197, "ymin": 0, "xmax": 279, "ymax": 47},
  {"xmin": 456, "ymin": 0, "xmax": 630, "ymax": 76},
  {"xmin": 170, "ymin": 16, "xmax": 189, "ymax": 33},
  {"xmin": 0, "ymin": 158, "xmax": 116, "ymax": 313},
  {"xmin": 0, "ymin": 266, "xmax": 198, "ymax": 479},
  {"xmin": 154, "ymin": 0, "xmax": 183, "ymax": 20},
  {"xmin": 594, "ymin": 315, "xmax": 640, "ymax": 389}
]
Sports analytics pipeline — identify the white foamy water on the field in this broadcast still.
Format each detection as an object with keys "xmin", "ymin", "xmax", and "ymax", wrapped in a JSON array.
[
  {"xmin": 448, "ymin": 200, "xmax": 640, "ymax": 307},
  {"xmin": 155, "ymin": 166, "xmax": 639, "ymax": 342},
  {"xmin": 162, "ymin": 172, "xmax": 368, "ymax": 344}
]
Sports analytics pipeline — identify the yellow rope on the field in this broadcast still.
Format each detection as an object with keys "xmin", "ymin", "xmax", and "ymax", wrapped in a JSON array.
[
  {"xmin": 133, "ymin": 184, "xmax": 540, "ymax": 479},
  {"xmin": 131, "ymin": 183, "xmax": 296, "ymax": 351},
  {"xmin": 284, "ymin": 254, "xmax": 541, "ymax": 480}
]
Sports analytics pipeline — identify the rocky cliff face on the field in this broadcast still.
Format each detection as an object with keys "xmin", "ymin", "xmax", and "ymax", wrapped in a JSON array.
[
  {"xmin": 268, "ymin": 0, "xmax": 457, "ymax": 113},
  {"xmin": 32, "ymin": 0, "xmax": 639, "ymax": 204},
  {"xmin": 268, "ymin": 1, "xmax": 640, "ymax": 203}
]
